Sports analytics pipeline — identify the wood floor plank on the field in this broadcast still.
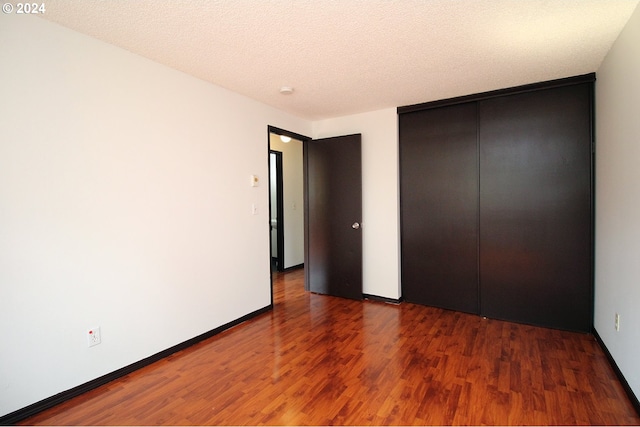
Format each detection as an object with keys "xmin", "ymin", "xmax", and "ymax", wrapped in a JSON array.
[{"xmin": 18, "ymin": 268, "xmax": 640, "ymax": 425}]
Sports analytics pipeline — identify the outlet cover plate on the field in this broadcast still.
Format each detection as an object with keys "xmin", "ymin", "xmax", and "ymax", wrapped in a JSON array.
[{"xmin": 88, "ymin": 327, "xmax": 101, "ymax": 347}]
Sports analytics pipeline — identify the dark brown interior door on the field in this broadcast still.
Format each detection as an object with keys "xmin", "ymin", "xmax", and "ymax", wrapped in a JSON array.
[
  {"xmin": 479, "ymin": 84, "xmax": 593, "ymax": 332},
  {"xmin": 399, "ymin": 103, "xmax": 479, "ymax": 313},
  {"xmin": 305, "ymin": 134, "xmax": 362, "ymax": 300}
]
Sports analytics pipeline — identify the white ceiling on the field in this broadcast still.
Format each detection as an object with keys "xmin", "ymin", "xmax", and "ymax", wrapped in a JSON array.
[{"xmin": 40, "ymin": 0, "xmax": 639, "ymax": 120}]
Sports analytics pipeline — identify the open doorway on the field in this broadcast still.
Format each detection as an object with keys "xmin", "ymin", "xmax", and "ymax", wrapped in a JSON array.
[
  {"xmin": 267, "ymin": 126, "xmax": 308, "ymax": 277},
  {"xmin": 269, "ymin": 150, "xmax": 284, "ymax": 271},
  {"xmin": 267, "ymin": 126, "xmax": 363, "ymax": 302}
]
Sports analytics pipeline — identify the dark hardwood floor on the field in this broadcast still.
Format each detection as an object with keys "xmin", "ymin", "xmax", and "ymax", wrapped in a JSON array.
[{"xmin": 20, "ymin": 268, "xmax": 640, "ymax": 425}]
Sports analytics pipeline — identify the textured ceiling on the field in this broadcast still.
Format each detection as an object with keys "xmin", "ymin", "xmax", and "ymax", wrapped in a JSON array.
[{"xmin": 40, "ymin": 0, "xmax": 639, "ymax": 120}]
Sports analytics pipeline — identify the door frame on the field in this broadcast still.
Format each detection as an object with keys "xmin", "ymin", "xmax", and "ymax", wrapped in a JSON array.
[{"xmin": 267, "ymin": 126, "xmax": 311, "ymax": 300}]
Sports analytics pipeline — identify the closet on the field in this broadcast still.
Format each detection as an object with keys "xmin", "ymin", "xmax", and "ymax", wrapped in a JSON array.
[{"xmin": 399, "ymin": 74, "xmax": 594, "ymax": 332}]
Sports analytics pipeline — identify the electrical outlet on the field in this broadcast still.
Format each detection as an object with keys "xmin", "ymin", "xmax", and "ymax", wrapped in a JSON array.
[
  {"xmin": 615, "ymin": 313, "xmax": 620, "ymax": 331},
  {"xmin": 88, "ymin": 327, "xmax": 101, "ymax": 347}
]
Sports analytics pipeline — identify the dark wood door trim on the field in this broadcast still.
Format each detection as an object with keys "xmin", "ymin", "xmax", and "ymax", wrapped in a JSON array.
[
  {"xmin": 398, "ymin": 73, "xmax": 596, "ymax": 114},
  {"xmin": 268, "ymin": 126, "xmax": 310, "ymax": 144}
]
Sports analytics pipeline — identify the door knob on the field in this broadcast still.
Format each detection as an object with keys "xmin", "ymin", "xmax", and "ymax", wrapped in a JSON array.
[{"xmin": 352, "ymin": 222, "xmax": 360, "ymax": 230}]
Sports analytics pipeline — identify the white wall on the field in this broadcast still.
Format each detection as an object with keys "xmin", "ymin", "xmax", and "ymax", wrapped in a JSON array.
[
  {"xmin": 313, "ymin": 109, "xmax": 401, "ymax": 300},
  {"xmin": 0, "ymin": 15, "xmax": 311, "ymax": 417},
  {"xmin": 269, "ymin": 134, "xmax": 305, "ymax": 268},
  {"xmin": 595, "ymin": 3, "xmax": 640, "ymax": 400}
]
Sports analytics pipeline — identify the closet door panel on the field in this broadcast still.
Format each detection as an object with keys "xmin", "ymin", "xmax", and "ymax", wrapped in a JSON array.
[
  {"xmin": 400, "ymin": 103, "xmax": 478, "ymax": 313},
  {"xmin": 479, "ymin": 84, "xmax": 592, "ymax": 332}
]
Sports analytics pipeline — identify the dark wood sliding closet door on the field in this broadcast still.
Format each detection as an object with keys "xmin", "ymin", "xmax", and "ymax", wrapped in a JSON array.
[
  {"xmin": 478, "ymin": 84, "xmax": 593, "ymax": 332},
  {"xmin": 400, "ymin": 103, "xmax": 479, "ymax": 313},
  {"xmin": 399, "ymin": 75, "xmax": 594, "ymax": 332}
]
